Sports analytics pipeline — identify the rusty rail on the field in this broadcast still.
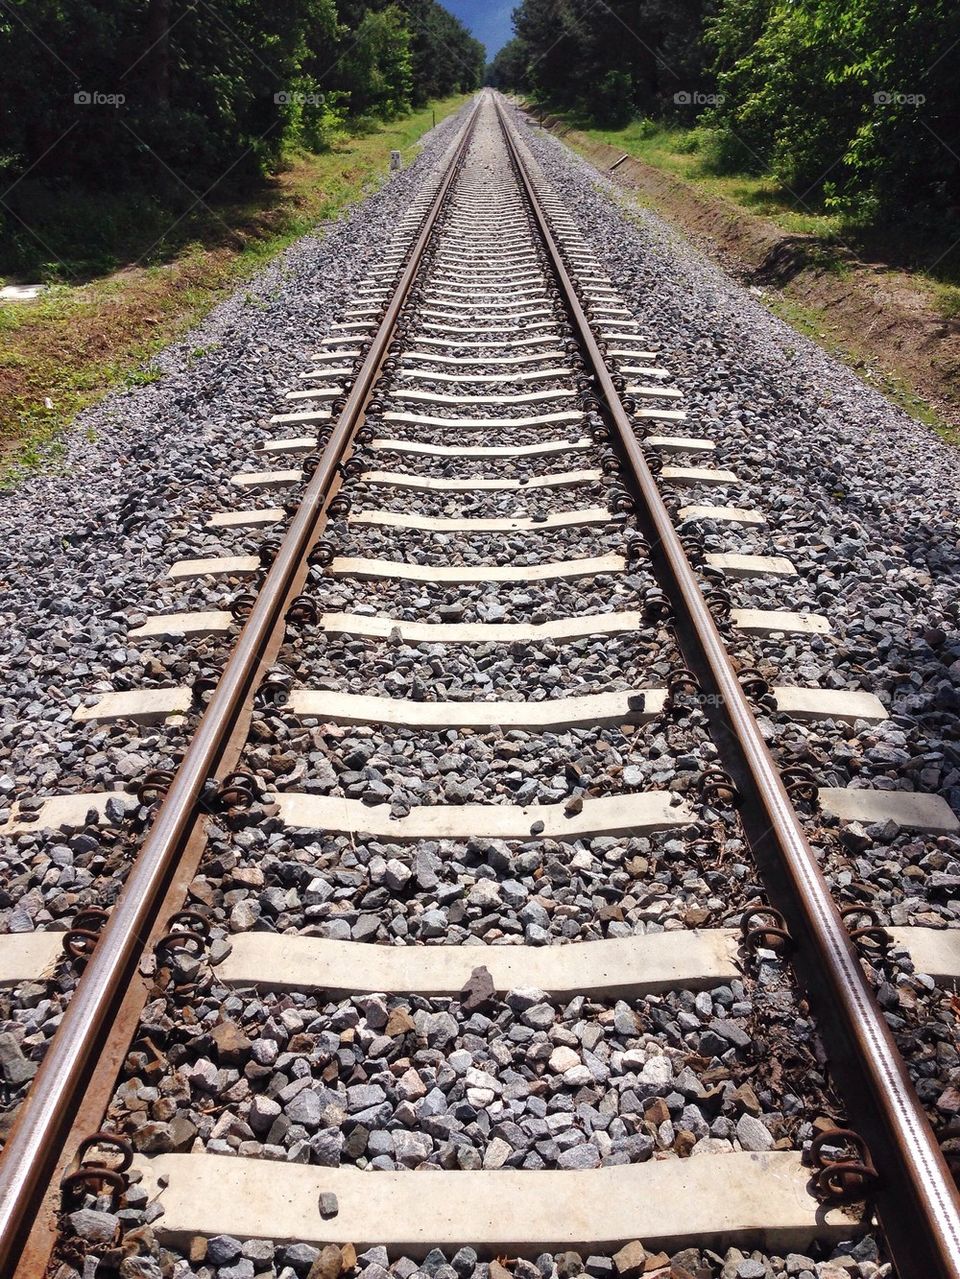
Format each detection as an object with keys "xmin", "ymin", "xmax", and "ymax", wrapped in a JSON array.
[
  {"xmin": 0, "ymin": 97, "xmax": 482, "ymax": 1276},
  {"xmin": 494, "ymin": 95, "xmax": 960, "ymax": 1279}
]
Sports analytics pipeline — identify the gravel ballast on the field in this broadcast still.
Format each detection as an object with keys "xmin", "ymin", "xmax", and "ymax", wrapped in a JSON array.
[{"xmin": 3, "ymin": 95, "xmax": 959, "ymax": 1279}]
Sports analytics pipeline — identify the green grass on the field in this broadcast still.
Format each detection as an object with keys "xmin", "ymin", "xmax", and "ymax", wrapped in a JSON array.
[
  {"xmin": 935, "ymin": 285, "xmax": 960, "ymax": 321},
  {"xmin": 567, "ymin": 117, "xmax": 846, "ymax": 238},
  {"xmin": 555, "ymin": 111, "xmax": 960, "ymax": 288},
  {"xmin": 0, "ymin": 95, "xmax": 469, "ymax": 486}
]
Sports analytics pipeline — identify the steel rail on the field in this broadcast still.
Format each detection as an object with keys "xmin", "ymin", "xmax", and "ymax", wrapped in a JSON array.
[
  {"xmin": 494, "ymin": 94, "xmax": 960, "ymax": 1279},
  {"xmin": 0, "ymin": 97, "xmax": 482, "ymax": 1276}
]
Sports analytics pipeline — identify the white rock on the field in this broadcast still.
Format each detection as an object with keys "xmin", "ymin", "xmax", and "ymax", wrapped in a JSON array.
[
  {"xmin": 549, "ymin": 1046, "xmax": 581, "ymax": 1074},
  {"xmin": 468, "ymin": 879, "xmax": 502, "ymax": 908},
  {"xmin": 465, "ymin": 1067, "xmax": 502, "ymax": 1094},
  {"xmin": 640, "ymin": 1054, "xmax": 673, "ymax": 1085},
  {"xmin": 482, "ymin": 1136, "xmax": 512, "ymax": 1169}
]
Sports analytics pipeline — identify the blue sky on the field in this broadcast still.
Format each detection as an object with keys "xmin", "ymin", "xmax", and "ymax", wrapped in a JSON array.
[{"xmin": 444, "ymin": 1, "xmax": 515, "ymax": 58}]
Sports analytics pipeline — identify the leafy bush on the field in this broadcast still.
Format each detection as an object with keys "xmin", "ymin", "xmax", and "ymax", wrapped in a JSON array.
[{"xmin": 705, "ymin": 0, "xmax": 960, "ymax": 220}]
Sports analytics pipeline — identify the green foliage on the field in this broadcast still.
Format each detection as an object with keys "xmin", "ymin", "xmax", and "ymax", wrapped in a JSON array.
[
  {"xmin": 404, "ymin": 0, "xmax": 485, "ymax": 104},
  {"xmin": 334, "ymin": 5, "xmax": 413, "ymax": 119},
  {"xmin": 590, "ymin": 71, "xmax": 635, "ymax": 129},
  {"xmin": 505, "ymin": 0, "xmax": 717, "ymax": 118},
  {"xmin": 0, "ymin": 0, "xmax": 481, "ymax": 275},
  {"xmin": 705, "ymin": 0, "xmax": 960, "ymax": 221},
  {"xmin": 485, "ymin": 38, "xmax": 529, "ymax": 92},
  {"xmin": 504, "ymin": 0, "xmax": 960, "ymax": 229}
]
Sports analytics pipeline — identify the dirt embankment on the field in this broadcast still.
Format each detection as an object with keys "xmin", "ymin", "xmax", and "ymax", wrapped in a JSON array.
[{"xmin": 534, "ymin": 111, "xmax": 960, "ymax": 431}]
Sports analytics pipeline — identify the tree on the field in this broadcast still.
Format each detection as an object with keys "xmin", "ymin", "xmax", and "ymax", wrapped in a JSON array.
[
  {"xmin": 335, "ymin": 4, "xmax": 413, "ymax": 118},
  {"xmin": 404, "ymin": 0, "xmax": 485, "ymax": 104},
  {"xmin": 508, "ymin": 0, "xmax": 716, "ymax": 125},
  {"xmin": 705, "ymin": 0, "xmax": 960, "ymax": 219},
  {"xmin": 0, "ymin": 0, "xmax": 482, "ymax": 273},
  {"xmin": 504, "ymin": 0, "xmax": 960, "ymax": 225},
  {"xmin": 485, "ymin": 38, "xmax": 529, "ymax": 91}
]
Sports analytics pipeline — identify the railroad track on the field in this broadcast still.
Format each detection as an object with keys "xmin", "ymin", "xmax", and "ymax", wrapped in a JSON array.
[{"xmin": 1, "ymin": 90, "xmax": 959, "ymax": 1279}]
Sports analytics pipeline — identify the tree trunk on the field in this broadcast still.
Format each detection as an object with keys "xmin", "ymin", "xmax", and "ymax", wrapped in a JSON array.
[{"xmin": 145, "ymin": 0, "xmax": 172, "ymax": 105}]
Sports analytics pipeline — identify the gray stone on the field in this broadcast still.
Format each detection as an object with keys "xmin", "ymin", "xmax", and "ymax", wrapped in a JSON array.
[
  {"xmin": 452, "ymin": 1248, "xmax": 478, "ymax": 1277},
  {"xmin": 640, "ymin": 1054, "xmax": 673, "ymax": 1085},
  {"xmin": 736, "ymin": 1113, "xmax": 774, "ymax": 1152},
  {"xmin": 736, "ymin": 1263, "xmax": 767, "ymax": 1279},
  {"xmin": 585, "ymin": 1260, "xmax": 614, "ymax": 1278},
  {"xmin": 118, "ymin": 1259, "xmax": 163, "ymax": 1279},
  {"xmin": 284, "ymin": 1242, "xmax": 320, "ymax": 1268},
  {"xmin": 66, "ymin": 1209, "xmax": 119, "ymax": 1244},
  {"xmin": 206, "ymin": 1235, "xmax": 243, "ymax": 1265},
  {"xmin": 421, "ymin": 1249, "xmax": 449, "ymax": 1276},
  {"xmin": 0, "ymin": 1032, "xmax": 36, "ymax": 1086},
  {"xmin": 311, "ymin": 1128, "xmax": 344, "ymax": 1167},
  {"xmin": 242, "ymin": 1239, "xmax": 276, "ymax": 1263},
  {"xmin": 367, "ymin": 1130, "xmax": 395, "ymax": 1157},
  {"xmin": 347, "ymin": 1083, "xmax": 386, "ymax": 1111},
  {"xmin": 557, "ymin": 1143, "xmax": 600, "ymax": 1169},
  {"xmin": 521, "ymin": 1002, "xmax": 556, "ymax": 1030},
  {"xmin": 784, "ymin": 1259, "xmax": 815, "ymax": 1277},
  {"xmin": 424, "ymin": 1011, "xmax": 459, "ymax": 1047},
  {"xmin": 394, "ymin": 1130, "xmax": 432, "ymax": 1167},
  {"xmin": 249, "ymin": 1094, "xmax": 282, "ymax": 1135},
  {"xmin": 219, "ymin": 1263, "xmax": 255, "ymax": 1279},
  {"xmin": 286, "ymin": 1090, "xmax": 324, "ymax": 1129},
  {"xmin": 483, "ymin": 1137, "xmax": 513, "ymax": 1169},
  {"xmin": 708, "ymin": 1018, "xmax": 751, "ymax": 1049},
  {"xmin": 318, "ymin": 1191, "xmax": 339, "ymax": 1219},
  {"xmin": 383, "ymin": 858, "xmax": 412, "ymax": 891},
  {"xmin": 359, "ymin": 1261, "xmax": 389, "ymax": 1279}
]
